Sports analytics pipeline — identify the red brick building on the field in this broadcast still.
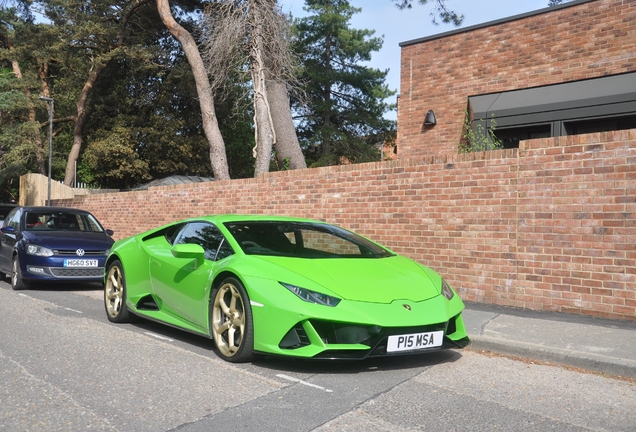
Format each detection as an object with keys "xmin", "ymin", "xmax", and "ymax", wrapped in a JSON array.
[{"xmin": 397, "ymin": 0, "xmax": 636, "ymax": 158}]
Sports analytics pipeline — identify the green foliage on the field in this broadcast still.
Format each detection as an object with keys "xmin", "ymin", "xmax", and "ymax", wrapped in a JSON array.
[
  {"xmin": 82, "ymin": 127, "xmax": 152, "ymax": 189},
  {"xmin": 0, "ymin": 163, "xmax": 25, "ymax": 203},
  {"xmin": 293, "ymin": 0, "xmax": 396, "ymax": 167},
  {"xmin": 1, "ymin": 0, "xmax": 252, "ymax": 190},
  {"xmin": 213, "ymin": 79, "xmax": 255, "ymax": 179},
  {"xmin": 391, "ymin": 0, "xmax": 463, "ymax": 26},
  {"xmin": 2, "ymin": 0, "xmax": 398, "ymax": 194},
  {"xmin": 459, "ymin": 111, "xmax": 503, "ymax": 153},
  {"xmin": 0, "ymin": 64, "xmax": 44, "ymax": 201},
  {"xmin": 0, "ymin": 69, "xmax": 27, "ymax": 111},
  {"xmin": 75, "ymin": 159, "xmax": 96, "ymax": 187}
]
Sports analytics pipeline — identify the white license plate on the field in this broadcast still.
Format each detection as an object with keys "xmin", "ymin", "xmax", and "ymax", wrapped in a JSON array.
[
  {"xmin": 387, "ymin": 330, "xmax": 444, "ymax": 352},
  {"xmin": 64, "ymin": 259, "xmax": 98, "ymax": 268}
]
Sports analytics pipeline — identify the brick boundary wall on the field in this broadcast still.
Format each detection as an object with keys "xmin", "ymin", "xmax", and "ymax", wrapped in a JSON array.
[
  {"xmin": 397, "ymin": 0, "xmax": 636, "ymax": 157},
  {"xmin": 56, "ymin": 130, "xmax": 636, "ymax": 320}
]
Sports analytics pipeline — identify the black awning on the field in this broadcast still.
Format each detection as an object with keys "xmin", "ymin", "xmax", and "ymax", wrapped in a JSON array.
[{"xmin": 469, "ymin": 72, "xmax": 636, "ymax": 127}]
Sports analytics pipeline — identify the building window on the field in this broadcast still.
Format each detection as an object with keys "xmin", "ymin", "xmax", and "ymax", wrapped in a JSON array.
[
  {"xmin": 493, "ymin": 125, "xmax": 552, "ymax": 149},
  {"xmin": 564, "ymin": 114, "xmax": 636, "ymax": 135}
]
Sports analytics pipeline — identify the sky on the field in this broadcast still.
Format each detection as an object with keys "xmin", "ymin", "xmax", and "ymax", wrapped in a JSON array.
[{"xmin": 278, "ymin": 0, "xmax": 554, "ymax": 119}]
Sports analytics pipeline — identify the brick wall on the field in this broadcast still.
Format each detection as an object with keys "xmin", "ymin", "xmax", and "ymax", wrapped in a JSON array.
[
  {"xmin": 56, "ymin": 130, "xmax": 636, "ymax": 320},
  {"xmin": 398, "ymin": 0, "xmax": 636, "ymax": 157}
]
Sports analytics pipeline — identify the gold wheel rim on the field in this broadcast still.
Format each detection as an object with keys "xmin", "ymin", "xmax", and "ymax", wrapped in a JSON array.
[
  {"xmin": 212, "ymin": 282, "xmax": 245, "ymax": 357},
  {"xmin": 105, "ymin": 265, "xmax": 123, "ymax": 318}
]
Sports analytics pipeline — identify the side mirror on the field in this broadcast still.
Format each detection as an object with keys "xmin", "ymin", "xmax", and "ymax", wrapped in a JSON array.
[
  {"xmin": 171, "ymin": 243, "xmax": 205, "ymax": 268},
  {"xmin": 106, "ymin": 229, "xmax": 114, "ymax": 236},
  {"xmin": 1, "ymin": 226, "xmax": 15, "ymax": 234}
]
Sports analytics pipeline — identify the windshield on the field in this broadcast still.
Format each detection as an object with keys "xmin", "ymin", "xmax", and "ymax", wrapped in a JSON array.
[
  {"xmin": 24, "ymin": 211, "xmax": 104, "ymax": 233},
  {"xmin": 224, "ymin": 221, "xmax": 394, "ymax": 259}
]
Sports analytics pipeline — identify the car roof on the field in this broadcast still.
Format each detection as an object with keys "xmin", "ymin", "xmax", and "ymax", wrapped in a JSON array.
[{"xmin": 19, "ymin": 206, "xmax": 91, "ymax": 213}]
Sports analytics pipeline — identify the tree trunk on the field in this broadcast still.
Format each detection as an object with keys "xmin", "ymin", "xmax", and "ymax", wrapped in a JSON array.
[
  {"xmin": 250, "ymin": 11, "xmax": 275, "ymax": 175},
  {"xmin": 156, "ymin": 0, "xmax": 230, "ymax": 180},
  {"xmin": 266, "ymin": 80, "xmax": 307, "ymax": 170},
  {"xmin": 64, "ymin": 63, "xmax": 106, "ymax": 185}
]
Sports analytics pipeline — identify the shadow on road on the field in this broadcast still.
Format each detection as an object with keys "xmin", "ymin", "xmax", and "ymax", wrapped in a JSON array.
[{"xmin": 124, "ymin": 313, "xmax": 465, "ymax": 374}]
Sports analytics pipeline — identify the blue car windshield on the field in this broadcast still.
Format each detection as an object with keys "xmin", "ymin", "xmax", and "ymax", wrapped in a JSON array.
[
  {"xmin": 224, "ymin": 221, "xmax": 394, "ymax": 258},
  {"xmin": 24, "ymin": 211, "xmax": 104, "ymax": 233}
]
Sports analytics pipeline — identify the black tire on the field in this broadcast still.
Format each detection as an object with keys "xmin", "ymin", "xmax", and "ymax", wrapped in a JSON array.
[
  {"xmin": 11, "ymin": 256, "xmax": 29, "ymax": 290},
  {"xmin": 210, "ymin": 277, "xmax": 254, "ymax": 363},
  {"xmin": 104, "ymin": 260, "xmax": 131, "ymax": 323}
]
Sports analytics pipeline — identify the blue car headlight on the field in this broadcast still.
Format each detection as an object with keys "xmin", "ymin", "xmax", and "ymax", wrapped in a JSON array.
[
  {"xmin": 441, "ymin": 279, "xmax": 455, "ymax": 300},
  {"xmin": 280, "ymin": 282, "xmax": 341, "ymax": 307},
  {"xmin": 26, "ymin": 244, "xmax": 53, "ymax": 257}
]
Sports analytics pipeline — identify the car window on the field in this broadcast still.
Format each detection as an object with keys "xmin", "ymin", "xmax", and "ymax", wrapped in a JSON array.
[
  {"xmin": 174, "ymin": 222, "xmax": 233, "ymax": 261},
  {"xmin": 24, "ymin": 211, "xmax": 105, "ymax": 232},
  {"xmin": 224, "ymin": 221, "xmax": 394, "ymax": 258},
  {"xmin": 0, "ymin": 205, "xmax": 16, "ymax": 227},
  {"xmin": 4, "ymin": 208, "xmax": 20, "ymax": 231},
  {"xmin": 165, "ymin": 223, "xmax": 184, "ymax": 245}
]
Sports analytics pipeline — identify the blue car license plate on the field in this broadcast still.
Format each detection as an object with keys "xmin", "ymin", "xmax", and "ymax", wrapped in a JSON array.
[{"xmin": 64, "ymin": 259, "xmax": 98, "ymax": 267}]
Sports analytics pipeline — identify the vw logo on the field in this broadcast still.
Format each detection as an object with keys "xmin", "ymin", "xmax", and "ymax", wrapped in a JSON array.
[
  {"xmin": 76, "ymin": 249, "xmax": 85, "ymax": 256},
  {"xmin": 402, "ymin": 304, "xmax": 411, "ymax": 311}
]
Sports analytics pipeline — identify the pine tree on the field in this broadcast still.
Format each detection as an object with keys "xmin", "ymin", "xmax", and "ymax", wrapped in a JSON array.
[{"xmin": 293, "ymin": 0, "xmax": 396, "ymax": 166}]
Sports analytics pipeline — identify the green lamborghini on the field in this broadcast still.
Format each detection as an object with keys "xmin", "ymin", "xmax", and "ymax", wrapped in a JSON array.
[{"xmin": 104, "ymin": 215, "xmax": 469, "ymax": 362}]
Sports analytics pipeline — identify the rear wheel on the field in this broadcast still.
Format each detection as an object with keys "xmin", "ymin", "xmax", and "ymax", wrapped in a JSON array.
[
  {"xmin": 11, "ymin": 256, "xmax": 28, "ymax": 290},
  {"xmin": 104, "ymin": 260, "xmax": 130, "ymax": 323},
  {"xmin": 210, "ymin": 277, "xmax": 254, "ymax": 363}
]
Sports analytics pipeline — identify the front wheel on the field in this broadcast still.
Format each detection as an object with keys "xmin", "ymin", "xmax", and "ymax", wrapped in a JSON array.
[
  {"xmin": 104, "ymin": 260, "xmax": 131, "ymax": 323},
  {"xmin": 11, "ymin": 256, "xmax": 28, "ymax": 290},
  {"xmin": 210, "ymin": 277, "xmax": 254, "ymax": 363}
]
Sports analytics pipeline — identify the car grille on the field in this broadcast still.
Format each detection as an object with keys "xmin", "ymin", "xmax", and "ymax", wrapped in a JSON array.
[
  {"xmin": 49, "ymin": 268, "xmax": 104, "ymax": 277},
  {"xmin": 53, "ymin": 249, "xmax": 108, "ymax": 256}
]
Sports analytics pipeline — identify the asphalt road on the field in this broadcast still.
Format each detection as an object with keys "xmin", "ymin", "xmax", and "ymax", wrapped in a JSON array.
[{"xmin": 1, "ymin": 282, "xmax": 635, "ymax": 432}]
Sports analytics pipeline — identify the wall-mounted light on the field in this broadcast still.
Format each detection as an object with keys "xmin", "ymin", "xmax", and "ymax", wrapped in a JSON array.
[{"xmin": 424, "ymin": 109, "xmax": 436, "ymax": 126}]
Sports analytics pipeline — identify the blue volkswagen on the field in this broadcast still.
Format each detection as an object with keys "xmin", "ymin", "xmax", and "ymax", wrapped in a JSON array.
[{"xmin": 0, "ymin": 206, "xmax": 114, "ymax": 290}]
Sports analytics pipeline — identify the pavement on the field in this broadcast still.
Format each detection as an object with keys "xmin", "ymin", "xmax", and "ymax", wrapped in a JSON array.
[{"xmin": 462, "ymin": 301, "xmax": 636, "ymax": 380}]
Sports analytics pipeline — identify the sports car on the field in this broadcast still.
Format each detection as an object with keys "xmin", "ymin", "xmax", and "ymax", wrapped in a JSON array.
[{"xmin": 104, "ymin": 215, "xmax": 469, "ymax": 362}]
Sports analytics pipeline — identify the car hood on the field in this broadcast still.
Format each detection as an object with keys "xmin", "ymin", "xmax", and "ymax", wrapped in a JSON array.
[
  {"xmin": 250, "ymin": 255, "xmax": 440, "ymax": 303},
  {"xmin": 22, "ymin": 231, "xmax": 114, "ymax": 250}
]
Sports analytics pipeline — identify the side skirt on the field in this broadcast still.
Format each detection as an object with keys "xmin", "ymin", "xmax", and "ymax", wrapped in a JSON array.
[{"xmin": 130, "ymin": 309, "xmax": 212, "ymax": 339}]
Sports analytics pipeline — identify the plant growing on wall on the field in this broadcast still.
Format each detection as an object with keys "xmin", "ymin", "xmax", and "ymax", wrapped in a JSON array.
[{"xmin": 459, "ymin": 110, "xmax": 503, "ymax": 153}]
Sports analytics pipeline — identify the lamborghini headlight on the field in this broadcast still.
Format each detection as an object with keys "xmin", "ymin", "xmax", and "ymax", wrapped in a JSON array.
[
  {"xmin": 26, "ymin": 244, "xmax": 53, "ymax": 257},
  {"xmin": 441, "ymin": 279, "xmax": 455, "ymax": 300},
  {"xmin": 280, "ymin": 282, "xmax": 341, "ymax": 307}
]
